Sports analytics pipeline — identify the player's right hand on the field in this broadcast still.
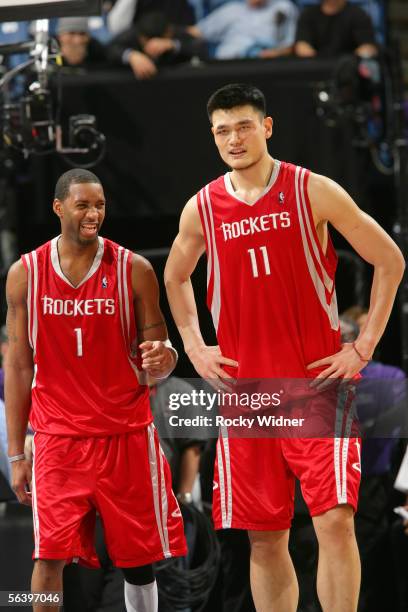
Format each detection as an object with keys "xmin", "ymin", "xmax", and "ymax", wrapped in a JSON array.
[
  {"xmin": 11, "ymin": 460, "xmax": 32, "ymax": 506},
  {"xmin": 128, "ymin": 51, "xmax": 157, "ymax": 79},
  {"xmin": 187, "ymin": 344, "xmax": 238, "ymax": 391}
]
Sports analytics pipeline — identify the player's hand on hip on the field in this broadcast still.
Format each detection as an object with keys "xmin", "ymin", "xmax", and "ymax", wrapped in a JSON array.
[
  {"xmin": 307, "ymin": 343, "xmax": 365, "ymax": 390},
  {"xmin": 11, "ymin": 460, "xmax": 32, "ymax": 506},
  {"xmin": 140, "ymin": 340, "xmax": 175, "ymax": 378},
  {"xmin": 187, "ymin": 345, "xmax": 238, "ymax": 391}
]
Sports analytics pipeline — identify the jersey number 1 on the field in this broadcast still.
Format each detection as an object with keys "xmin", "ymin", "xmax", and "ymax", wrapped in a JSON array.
[
  {"xmin": 247, "ymin": 246, "xmax": 271, "ymax": 278},
  {"xmin": 74, "ymin": 328, "xmax": 83, "ymax": 357}
]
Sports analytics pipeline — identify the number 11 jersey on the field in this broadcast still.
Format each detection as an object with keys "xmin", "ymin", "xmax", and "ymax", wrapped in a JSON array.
[
  {"xmin": 22, "ymin": 236, "xmax": 151, "ymax": 436},
  {"xmin": 197, "ymin": 160, "xmax": 341, "ymax": 379}
]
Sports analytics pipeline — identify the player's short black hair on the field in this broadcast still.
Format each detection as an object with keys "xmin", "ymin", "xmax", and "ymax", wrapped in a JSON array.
[
  {"xmin": 54, "ymin": 169, "xmax": 102, "ymax": 201},
  {"xmin": 207, "ymin": 83, "xmax": 266, "ymax": 123}
]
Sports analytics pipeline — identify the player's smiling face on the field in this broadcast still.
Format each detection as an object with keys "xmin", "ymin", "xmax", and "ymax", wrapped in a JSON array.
[
  {"xmin": 211, "ymin": 105, "xmax": 273, "ymax": 170},
  {"xmin": 54, "ymin": 182, "xmax": 106, "ymax": 245}
]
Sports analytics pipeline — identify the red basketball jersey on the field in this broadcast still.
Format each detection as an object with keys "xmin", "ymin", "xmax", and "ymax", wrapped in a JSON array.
[
  {"xmin": 22, "ymin": 237, "xmax": 151, "ymax": 436},
  {"xmin": 197, "ymin": 161, "xmax": 341, "ymax": 378}
]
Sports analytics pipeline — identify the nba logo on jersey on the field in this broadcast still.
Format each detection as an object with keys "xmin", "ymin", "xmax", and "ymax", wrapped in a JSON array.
[
  {"xmin": 279, "ymin": 192, "xmax": 285, "ymax": 204},
  {"xmin": 102, "ymin": 276, "xmax": 108, "ymax": 289}
]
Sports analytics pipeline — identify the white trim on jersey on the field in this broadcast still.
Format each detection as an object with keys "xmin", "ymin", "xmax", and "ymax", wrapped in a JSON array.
[
  {"xmin": 117, "ymin": 247, "xmax": 126, "ymax": 340},
  {"xmin": 147, "ymin": 424, "xmax": 171, "ymax": 558},
  {"xmin": 216, "ymin": 438, "xmax": 227, "ymax": 527},
  {"xmin": 217, "ymin": 427, "xmax": 233, "ymax": 528},
  {"xmin": 23, "ymin": 251, "xmax": 39, "ymax": 354},
  {"xmin": 295, "ymin": 167, "xmax": 339, "ymax": 331},
  {"xmin": 203, "ymin": 185, "xmax": 222, "ymax": 333},
  {"xmin": 24, "ymin": 254, "xmax": 33, "ymax": 350},
  {"xmin": 199, "ymin": 188, "xmax": 213, "ymax": 290},
  {"xmin": 334, "ymin": 387, "xmax": 355, "ymax": 504},
  {"xmin": 50, "ymin": 235, "xmax": 104, "ymax": 289},
  {"xmin": 32, "ymin": 433, "xmax": 41, "ymax": 558},
  {"xmin": 31, "ymin": 250, "xmax": 39, "ymax": 354},
  {"xmin": 298, "ymin": 170, "xmax": 333, "ymax": 293},
  {"xmin": 224, "ymin": 159, "xmax": 281, "ymax": 206},
  {"xmin": 118, "ymin": 247, "xmax": 145, "ymax": 385},
  {"xmin": 158, "ymin": 445, "xmax": 170, "ymax": 555},
  {"xmin": 123, "ymin": 249, "xmax": 131, "ymax": 339}
]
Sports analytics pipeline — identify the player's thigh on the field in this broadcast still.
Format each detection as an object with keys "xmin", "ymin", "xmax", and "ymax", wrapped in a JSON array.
[
  {"xmin": 213, "ymin": 436, "xmax": 295, "ymax": 531},
  {"xmin": 282, "ymin": 437, "xmax": 361, "ymax": 517},
  {"xmin": 95, "ymin": 426, "xmax": 185, "ymax": 566},
  {"xmin": 32, "ymin": 433, "xmax": 96, "ymax": 556}
]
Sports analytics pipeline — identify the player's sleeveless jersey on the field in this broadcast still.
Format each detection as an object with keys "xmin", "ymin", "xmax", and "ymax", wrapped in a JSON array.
[
  {"xmin": 197, "ymin": 161, "xmax": 341, "ymax": 378},
  {"xmin": 22, "ymin": 236, "xmax": 152, "ymax": 436}
]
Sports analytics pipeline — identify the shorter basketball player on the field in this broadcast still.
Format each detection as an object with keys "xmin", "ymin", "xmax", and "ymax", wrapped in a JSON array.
[
  {"xmin": 165, "ymin": 84, "xmax": 405, "ymax": 611},
  {"xmin": 5, "ymin": 169, "xmax": 186, "ymax": 612}
]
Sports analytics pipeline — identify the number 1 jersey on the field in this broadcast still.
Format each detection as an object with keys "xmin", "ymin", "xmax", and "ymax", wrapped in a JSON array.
[
  {"xmin": 197, "ymin": 160, "xmax": 341, "ymax": 378},
  {"xmin": 22, "ymin": 237, "xmax": 151, "ymax": 436}
]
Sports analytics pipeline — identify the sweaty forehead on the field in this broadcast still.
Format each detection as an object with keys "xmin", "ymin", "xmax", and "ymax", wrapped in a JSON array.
[
  {"xmin": 212, "ymin": 105, "xmax": 261, "ymax": 128},
  {"xmin": 67, "ymin": 182, "xmax": 105, "ymax": 201}
]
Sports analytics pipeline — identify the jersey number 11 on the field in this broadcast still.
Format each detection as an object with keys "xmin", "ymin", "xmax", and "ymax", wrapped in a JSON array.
[{"xmin": 247, "ymin": 246, "xmax": 271, "ymax": 278}]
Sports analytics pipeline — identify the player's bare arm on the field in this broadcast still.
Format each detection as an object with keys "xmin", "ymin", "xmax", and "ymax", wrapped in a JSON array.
[
  {"xmin": 5, "ymin": 260, "xmax": 34, "ymax": 505},
  {"xmin": 165, "ymin": 196, "xmax": 238, "ymax": 382},
  {"xmin": 307, "ymin": 173, "xmax": 405, "ymax": 384},
  {"xmin": 131, "ymin": 253, "xmax": 177, "ymax": 378}
]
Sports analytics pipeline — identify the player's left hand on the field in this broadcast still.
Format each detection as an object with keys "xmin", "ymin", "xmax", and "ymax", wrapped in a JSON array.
[
  {"xmin": 140, "ymin": 340, "xmax": 176, "ymax": 378},
  {"xmin": 307, "ymin": 343, "xmax": 367, "ymax": 390}
]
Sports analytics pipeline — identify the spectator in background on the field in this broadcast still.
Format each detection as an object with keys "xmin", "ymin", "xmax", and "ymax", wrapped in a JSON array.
[
  {"xmin": 294, "ymin": 0, "xmax": 378, "ymax": 58},
  {"xmin": 107, "ymin": 0, "xmax": 195, "ymax": 37},
  {"xmin": 188, "ymin": 0, "xmax": 298, "ymax": 60},
  {"xmin": 189, "ymin": 0, "xmax": 239, "ymax": 22},
  {"xmin": 56, "ymin": 17, "xmax": 107, "ymax": 67},
  {"xmin": 108, "ymin": 0, "xmax": 139, "ymax": 36},
  {"xmin": 392, "ymin": 445, "xmax": 408, "ymax": 612},
  {"xmin": 108, "ymin": 11, "xmax": 207, "ymax": 79},
  {"xmin": 340, "ymin": 312, "xmax": 406, "ymax": 612}
]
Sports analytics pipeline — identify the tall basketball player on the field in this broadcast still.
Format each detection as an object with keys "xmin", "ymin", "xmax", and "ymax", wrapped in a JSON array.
[
  {"xmin": 5, "ymin": 169, "xmax": 186, "ymax": 612},
  {"xmin": 164, "ymin": 84, "xmax": 405, "ymax": 611}
]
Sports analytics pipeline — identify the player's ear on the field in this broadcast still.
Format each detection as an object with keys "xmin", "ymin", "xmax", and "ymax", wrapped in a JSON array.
[
  {"xmin": 264, "ymin": 116, "xmax": 273, "ymax": 139},
  {"xmin": 53, "ymin": 199, "xmax": 63, "ymax": 219}
]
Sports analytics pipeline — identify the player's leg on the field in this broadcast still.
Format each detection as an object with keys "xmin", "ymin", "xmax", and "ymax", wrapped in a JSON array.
[
  {"xmin": 282, "ymin": 428, "xmax": 361, "ymax": 612},
  {"xmin": 95, "ymin": 428, "xmax": 186, "ymax": 612},
  {"xmin": 248, "ymin": 529, "xmax": 298, "ymax": 612},
  {"xmin": 31, "ymin": 559, "xmax": 65, "ymax": 612},
  {"xmin": 31, "ymin": 434, "xmax": 100, "ymax": 610},
  {"xmin": 312, "ymin": 504, "xmax": 360, "ymax": 612},
  {"xmin": 213, "ymin": 435, "xmax": 296, "ymax": 611},
  {"xmin": 122, "ymin": 565, "xmax": 157, "ymax": 612}
]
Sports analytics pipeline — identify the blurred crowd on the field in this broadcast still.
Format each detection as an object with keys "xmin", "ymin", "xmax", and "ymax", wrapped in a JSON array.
[{"xmin": 0, "ymin": 1, "xmax": 385, "ymax": 80}]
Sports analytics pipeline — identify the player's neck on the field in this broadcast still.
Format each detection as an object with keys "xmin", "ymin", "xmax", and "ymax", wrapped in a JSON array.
[
  {"xmin": 229, "ymin": 155, "xmax": 275, "ymax": 193},
  {"xmin": 58, "ymin": 234, "xmax": 100, "ymax": 260}
]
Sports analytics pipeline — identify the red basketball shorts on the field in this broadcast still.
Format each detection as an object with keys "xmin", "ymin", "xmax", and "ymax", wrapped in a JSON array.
[
  {"xmin": 213, "ymin": 435, "xmax": 361, "ymax": 531},
  {"xmin": 31, "ymin": 425, "xmax": 187, "ymax": 567}
]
